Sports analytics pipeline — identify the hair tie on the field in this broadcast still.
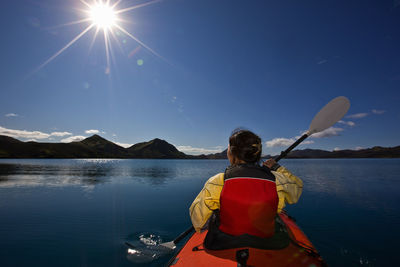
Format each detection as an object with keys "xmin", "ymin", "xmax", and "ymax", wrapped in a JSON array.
[
  {"xmin": 252, "ymin": 143, "xmax": 261, "ymax": 149},
  {"xmin": 252, "ymin": 143, "xmax": 261, "ymax": 155}
]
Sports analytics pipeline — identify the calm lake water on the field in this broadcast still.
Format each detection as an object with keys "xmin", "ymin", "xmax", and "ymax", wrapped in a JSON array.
[{"xmin": 0, "ymin": 158, "xmax": 399, "ymax": 266}]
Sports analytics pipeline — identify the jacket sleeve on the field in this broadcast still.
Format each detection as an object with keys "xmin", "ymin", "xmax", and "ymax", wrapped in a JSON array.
[
  {"xmin": 189, "ymin": 173, "xmax": 224, "ymax": 232},
  {"xmin": 272, "ymin": 166, "xmax": 303, "ymax": 213}
]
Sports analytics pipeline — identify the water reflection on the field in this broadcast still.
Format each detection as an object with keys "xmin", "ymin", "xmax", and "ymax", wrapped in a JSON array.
[
  {"xmin": 131, "ymin": 167, "xmax": 176, "ymax": 185},
  {"xmin": 284, "ymin": 158, "xmax": 400, "ymax": 212},
  {"xmin": 0, "ymin": 158, "xmax": 399, "ymax": 266},
  {"xmin": 0, "ymin": 159, "xmax": 179, "ymax": 188}
]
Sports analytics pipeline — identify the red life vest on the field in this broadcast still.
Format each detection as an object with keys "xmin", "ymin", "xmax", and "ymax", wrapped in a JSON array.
[{"xmin": 219, "ymin": 164, "xmax": 278, "ymax": 238}]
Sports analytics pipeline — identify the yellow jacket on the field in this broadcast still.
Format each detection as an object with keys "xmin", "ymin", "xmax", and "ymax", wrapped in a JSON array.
[{"xmin": 189, "ymin": 166, "xmax": 303, "ymax": 232}]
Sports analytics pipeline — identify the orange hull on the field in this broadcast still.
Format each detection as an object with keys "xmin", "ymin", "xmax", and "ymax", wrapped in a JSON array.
[{"xmin": 168, "ymin": 212, "xmax": 325, "ymax": 266}]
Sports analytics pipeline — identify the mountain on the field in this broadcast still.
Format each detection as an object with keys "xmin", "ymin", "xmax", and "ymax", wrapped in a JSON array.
[
  {"xmin": 0, "ymin": 135, "xmax": 125, "ymax": 158},
  {"xmin": 286, "ymin": 149, "xmax": 333, "ymax": 158},
  {"xmin": 202, "ymin": 146, "xmax": 400, "ymax": 159},
  {"xmin": 1, "ymin": 134, "xmax": 399, "ymax": 159},
  {"xmin": 0, "ymin": 135, "xmax": 187, "ymax": 159},
  {"xmin": 331, "ymin": 146, "xmax": 400, "ymax": 158},
  {"xmin": 127, "ymin": 138, "xmax": 187, "ymax": 158},
  {"xmin": 285, "ymin": 146, "xmax": 400, "ymax": 158},
  {"xmin": 205, "ymin": 149, "xmax": 228, "ymax": 159},
  {"xmin": 79, "ymin": 134, "xmax": 129, "ymax": 157},
  {"xmin": 0, "ymin": 140, "xmax": 86, "ymax": 158}
]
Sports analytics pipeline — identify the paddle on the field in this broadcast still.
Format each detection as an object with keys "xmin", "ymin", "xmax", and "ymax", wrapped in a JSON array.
[
  {"xmin": 159, "ymin": 226, "xmax": 195, "ymax": 249},
  {"xmin": 274, "ymin": 96, "xmax": 350, "ymax": 162},
  {"xmin": 159, "ymin": 96, "xmax": 350, "ymax": 250},
  {"xmin": 125, "ymin": 226, "xmax": 195, "ymax": 251},
  {"xmin": 126, "ymin": 96, "xmax": 350, "ymax": 252}
]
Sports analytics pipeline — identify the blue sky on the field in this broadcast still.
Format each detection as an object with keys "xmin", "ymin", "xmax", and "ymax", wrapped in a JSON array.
[{"xmin": 0, "ymin": 0, "xmax": 399, "ymax": 155}]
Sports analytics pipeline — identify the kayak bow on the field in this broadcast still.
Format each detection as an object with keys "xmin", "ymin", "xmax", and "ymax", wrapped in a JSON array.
[{"xmin": 167, "ymin": 211, "xmax": 326, "ymax": 267}]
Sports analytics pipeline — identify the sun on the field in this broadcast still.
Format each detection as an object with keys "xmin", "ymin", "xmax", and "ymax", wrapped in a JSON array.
[
  {"xmin": 89, "ymin": 2, "xmax": 117, "ymax": 30},
  {"xmin": 34, "ymin": 0, "xmax": 164, "ymax": 75}
]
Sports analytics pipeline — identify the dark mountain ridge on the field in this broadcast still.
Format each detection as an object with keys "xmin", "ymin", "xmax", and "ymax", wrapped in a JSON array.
[
  {"xmin": 79, "ymin": 135, "xmax": 129, "ymax": 157},
  {"xmin": 0, "ymin": 134, "xmax": 399, "ymax": 159},
  {"xmin": 127, "ymin": 138, "xmax": 187, "ymax": 159},
  {"xmin": 0, "ymin": 135, "xmax": 199, "ymax": 159},
  {"xmin": 285, "ymin": 146, "xmax": 400, "ymax": 158}
]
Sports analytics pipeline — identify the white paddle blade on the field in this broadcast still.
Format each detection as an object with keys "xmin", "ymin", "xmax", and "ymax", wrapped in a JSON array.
[
  {"xmin": 308, "ymin": 96, "xmax": 350, "ymax": 135},
  {"xmin": 159, "ymin": 241, "xmax": 176, "ymax": 250}
]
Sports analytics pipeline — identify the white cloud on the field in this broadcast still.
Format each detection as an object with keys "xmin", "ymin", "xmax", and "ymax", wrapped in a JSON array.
[
  {"xmin": 50, "ymin": 131, "xmax": 72, "ymax": 137},
  {"xmin": 85, "ymin": 129, "xmax": 100, "ymax": 134},
  {"xmin": 176, "ymin": 145, "xmax": 224, "ymax": 155},
  {"xmin": 333, "ymin": 147, "xmax": 341, "ymax": 151},
  {"xmin": 317, "ymin": 59, "xmax": 327, "ymax": 65},
  {"xmin": 114, "ymin": 142, "xmax": 133, "ymax": 148},
  {"xmin": 311, "ymin": 127, "xmax": 344, "ymax": 138},
  {"xmin": 264, "ymin": 126, "xmax": 346, "ymax": 149},
  {"xmin": 338, "ymin": 120, "xmax": 355, "ymax": 127},
  {"xmin": 61, "ymin": 135, "xmax": 86, "ymax": 143},
  {"xmin": 266, "ymin": 138, "xmax": 295, "ymax": 148},
  {"xmin": 0, "ymin": 126, "xmax": 87, "ymax": 143},
  {"xmin": 346, "ymin": 113, "xmax": 368, "ymax": 119},
  {"xmin": 372, "ymin": 109, "xmax": 385, "ymax": 115},
  {"xmin": 265, "ymin": 137, "xmax": 314, "ymax": 148},
  {"xmin": 5, "ymin": 113, "xmax": 18, "ymax": 117},
  {"xmin": 354, "ymin": 146, "xmax": 364, "ymax": 151},
  {"xmin": 0, "ymin": 126, "xmax": 50, "ymax": 139}
]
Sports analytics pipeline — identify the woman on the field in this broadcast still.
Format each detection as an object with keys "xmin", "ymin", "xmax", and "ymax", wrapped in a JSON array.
[{"xmin": 189, "ymin": 129, "xmax": 303, "ymax": 249}]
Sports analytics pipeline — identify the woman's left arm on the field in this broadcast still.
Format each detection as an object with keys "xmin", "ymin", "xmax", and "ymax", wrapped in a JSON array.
[{"xmin": 189, "ymin": 173, "xmax": 224, "ymax": 232}]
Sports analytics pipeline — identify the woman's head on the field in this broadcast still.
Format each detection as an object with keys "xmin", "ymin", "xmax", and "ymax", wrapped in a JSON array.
[{"xmin": 227, "ymin": 129, "xmax": 262, "ymax": 164}]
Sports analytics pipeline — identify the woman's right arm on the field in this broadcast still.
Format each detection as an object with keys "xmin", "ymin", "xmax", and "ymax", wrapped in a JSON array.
[
  {"xmin": 189, "ymin": 173, "xmax": 224, "ymax": 232},
  {"xmin": 273, "ymin": 166, "xmax": 303, "ymax": 213},
  {"xmin": 264, "ymin": 159, "xmax": 303, "ymax": 213}
]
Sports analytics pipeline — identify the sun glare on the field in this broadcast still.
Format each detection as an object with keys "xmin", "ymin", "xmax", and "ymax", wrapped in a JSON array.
[
  {"xmin": 89, "ymin": 3, "xmax": 116, "ymax": 29},
  {"xmin": 34, "ymin": 0, "xmax": 164, "ymax": 75}
]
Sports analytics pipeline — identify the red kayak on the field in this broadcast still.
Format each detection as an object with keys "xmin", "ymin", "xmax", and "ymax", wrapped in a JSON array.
[{"xmin": 168, "ymin": 212, "xmax": 326, "ymax": 266}]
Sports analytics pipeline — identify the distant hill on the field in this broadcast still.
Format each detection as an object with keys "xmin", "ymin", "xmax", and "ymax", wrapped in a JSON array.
[
  {"xmin": 204, "ymin": 147, "xmax": 400, "ymax": 159},
  {"xmin": 205, "ymin": 149, "xmax": 228, "ymax": 159},
  {"xmin": 79, "ymin": 135, "xmax": 129, "ymax": 157},
  {"xmin": 0, "ymin": 134, "xmax": 399, "ymax": 159},
  {"xmin": 0, "ymin": 135, "xmax": 99, "ymax": 158},
  {"xmin": 286, "ymin": 146, "xmax": 400, "ymax": 158},
  {"xmin": 127, "ymin": 138, "xmax": 187, "ymax": 159},
  {"xmin": 0, "ymin": 135, "xmax": 185, "ymax": 159},
  {"xmin": 285, "ymin": 149, "xmax": 333, "ymax": 158}
]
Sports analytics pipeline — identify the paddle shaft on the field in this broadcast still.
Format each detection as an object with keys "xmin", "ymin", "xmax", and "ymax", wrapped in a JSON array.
[
  {"xmin": 164, "ymin": 98, "xmax": 348, "ymax": 249},
  {"xmin": 274, "ymin": 133, "xmax": 309, "ymax": 162},
  {"xmin": 173, "ymin": 226, "xmax": 194, "ymax": 245},
  {"xmin": 125, "ymin": 242, "xmax": 135, "ymax": 249}
]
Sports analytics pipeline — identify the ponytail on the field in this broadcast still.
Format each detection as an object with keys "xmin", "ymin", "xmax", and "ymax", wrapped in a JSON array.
[{"xmin": 229, "ymin": 129, "xmax": 262, "ymax": 163}]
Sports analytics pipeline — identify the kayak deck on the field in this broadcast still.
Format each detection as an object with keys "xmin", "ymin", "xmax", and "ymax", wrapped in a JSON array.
[{"xmin": 168, "ymin": 212, "xmax": 325, "ymax": 266}]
